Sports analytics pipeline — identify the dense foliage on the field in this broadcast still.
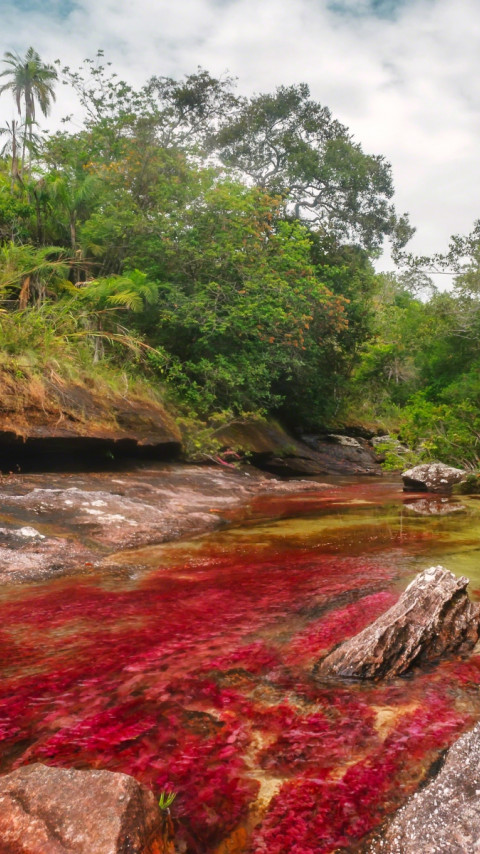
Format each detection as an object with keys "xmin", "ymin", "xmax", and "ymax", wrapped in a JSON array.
[
  {"xmin": 0, "ymin": 50, "xmax": 406, "ymax": 433},
  {"xmin": 1, "ymin": 48, "xmax": 480, "ymax": 464}
]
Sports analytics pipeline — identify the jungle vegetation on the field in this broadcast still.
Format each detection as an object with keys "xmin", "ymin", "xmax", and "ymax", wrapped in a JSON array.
[{"xmin": 1, "ymin": 48, "xmax": 480, "ymax": 467}]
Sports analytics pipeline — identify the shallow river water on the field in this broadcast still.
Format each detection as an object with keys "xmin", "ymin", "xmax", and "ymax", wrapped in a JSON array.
[{"xmin": 2, "ymin": 476, "xmax": 480, "ymax": 853}]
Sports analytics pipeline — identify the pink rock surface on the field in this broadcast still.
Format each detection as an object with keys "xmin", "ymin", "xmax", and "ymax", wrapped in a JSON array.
[{"xmin": 0, "ymin": 763, "xmax": 162, "ymax": 854}]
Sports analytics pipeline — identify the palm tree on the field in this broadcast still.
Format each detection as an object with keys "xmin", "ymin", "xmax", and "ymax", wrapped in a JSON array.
[{"xmin": 0, "ymin": 47, "xmax": 57, "ymax": 178}]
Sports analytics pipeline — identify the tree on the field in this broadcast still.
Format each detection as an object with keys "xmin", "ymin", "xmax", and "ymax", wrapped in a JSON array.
[
  {"xmin": 0, "ymin": 119, "xmax": 21, "ymax": 185},
  {"xmin": 134, "ymin": 179, "xmax": 347, "ymax": 417},
  {"xmin": 0, "ymin": 47, "xmax": 57, "ymax": 178},
  {"xmin": 145, "ymin": 68, "xmax": 240, "ymax": 150},
  {"xmin": 214, "ymin": 84, "xmax": 412, "ymax": 252}
]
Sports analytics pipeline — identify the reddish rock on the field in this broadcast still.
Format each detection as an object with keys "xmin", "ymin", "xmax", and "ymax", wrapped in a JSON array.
[
  {"xmin": 370, "ymin": 722, "xmax": 480, "ymax": 853},
  {"xmin": 0, "ymin": 763, "xmax": 163, "ymax": 854},
  {"xmin": 0, "ymin": 464, "xmax": 325, "ymax": 582},
  {"xmin": 315, "ymin": 566, "xmax": 480, "ymax": 680}
]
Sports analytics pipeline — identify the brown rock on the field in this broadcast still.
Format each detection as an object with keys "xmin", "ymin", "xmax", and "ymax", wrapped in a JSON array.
[
  {"xmin": 0, "ymin": 763, "xmax": 162, "ymax": 854},
  {"xmin": 315, "ymin": 566, "xmax": 480, "ymax": 680},
  {"xmin": 370, "ymin": 722, "xmax": 480, "ymax": 853},
  {"xmin": 402, "ymin": 463, "xmax": 466, "ymax": 493}
]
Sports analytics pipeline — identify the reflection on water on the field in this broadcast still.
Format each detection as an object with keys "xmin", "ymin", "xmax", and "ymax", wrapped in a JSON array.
[{"xmin": 2, "ymin": 478, "xmax": 480, "ymax": 853}]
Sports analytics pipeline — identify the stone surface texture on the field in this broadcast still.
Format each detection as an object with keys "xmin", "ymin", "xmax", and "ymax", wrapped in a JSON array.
[
  {"xmin": 402, "ymin": 463, "xmax": 466, "ymax": 493},
  {"xmin": 0, "ymin": 464, "xmax": 325, "ymax": 583},
  {"xmin": 213, "ymin": 419, "xmax": 382, "ymax": 476},
  {"xmin": 315, "ymin": 566, "xmax": 480, "ymax": 680},
  {"xmin": 0, "ymin": 763, "xmax": 162, "ymax": 854},
  {"xmin": 370, "ymin": 722, "xmax": 480, "ymax": 853}
]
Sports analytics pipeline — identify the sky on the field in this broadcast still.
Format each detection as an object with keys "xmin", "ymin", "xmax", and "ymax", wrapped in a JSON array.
[{"xmin": 1, "ymin": 0, "xmax": 480, "ymax": 274}]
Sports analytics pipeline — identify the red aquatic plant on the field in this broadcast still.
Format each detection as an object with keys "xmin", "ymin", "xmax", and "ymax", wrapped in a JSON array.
[{"xmin": 0, "ymin": 491, "xmax": 479, "ymax": 853}]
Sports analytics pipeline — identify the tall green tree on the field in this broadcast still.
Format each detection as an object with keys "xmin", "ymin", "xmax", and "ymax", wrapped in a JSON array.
[{"xmin": 214, "ymin": 84, "xmax": 413, "ymax": 253}]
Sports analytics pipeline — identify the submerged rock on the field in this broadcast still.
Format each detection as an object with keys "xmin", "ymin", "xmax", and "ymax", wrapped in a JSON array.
[
  {"xmin": 402, "ymin": 463, "xmax": 466, "ymax": 493},
  {"xmin": 370, "ymin": 722, "xmax": 480, "ymax": 853},
  {"xmin": 0, "ymin": 763, "xmax": 163, "ymax": 853},
  {"xmin": 315, "ymin": 566, "xmax": 480, "ymax": 680}
]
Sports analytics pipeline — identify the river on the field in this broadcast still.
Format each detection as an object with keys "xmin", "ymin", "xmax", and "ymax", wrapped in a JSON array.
[{"xmin": 2, "ymin": 474, "xmax": 480, "ymax": 853}]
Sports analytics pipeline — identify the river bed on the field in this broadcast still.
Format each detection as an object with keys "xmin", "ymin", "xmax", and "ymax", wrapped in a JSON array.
[{"xmin": 2, "ymin": 473, "xmax": 480, "ymax": 853}]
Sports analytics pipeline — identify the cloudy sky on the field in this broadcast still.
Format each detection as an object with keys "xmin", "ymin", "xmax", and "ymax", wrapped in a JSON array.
[{"xmin": 1, "ymin": 0, "xmax": 480, "ymax": 272}]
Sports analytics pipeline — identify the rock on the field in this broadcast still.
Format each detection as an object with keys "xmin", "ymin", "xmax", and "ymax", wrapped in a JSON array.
[
  {"xmin": 402, "ymin": 463, "xmax": 466, "ymax": 493},
  {"xmin": 0, "ymin": 464, "xmax": 325, "ymax": 583},
  {"xmin": 301, "ymin": 433, "xmax": 382, "ymax": 474},
  {"xmin": 327, "ymin": 434, "xmax": 363, "ymax": 448},
  {"xmin": 0, "ymin": 763, "xmax": 163, "ymax": 853},
  {"xmin": 370, "ymin": 722, "xmax": 480, "ymax": 853},
  {"xmin": 315, "ymin": 566, "xmax": 480, "ymax": 680},
  {"xmin": 213, "ymin": 419, "xmax": 382, "ymax": 476}
]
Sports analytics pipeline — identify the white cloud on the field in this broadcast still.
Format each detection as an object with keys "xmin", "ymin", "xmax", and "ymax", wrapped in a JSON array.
[{"xmin": 1, "ymin": 0, "xmax": 480, "ymax": 274}]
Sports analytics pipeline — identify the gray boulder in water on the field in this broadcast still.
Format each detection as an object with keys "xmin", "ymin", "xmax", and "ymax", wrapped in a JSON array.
[
  {"xmin": 315, "ymin": 566, "xmax": 480, "ymax": 681},
  {"xmin": 402, "ymin": 462, "xmax": 466, "ymax": 493},
  {"xmin": 370, "ymin": 722, "xmax": 480, "ymax": 853}
]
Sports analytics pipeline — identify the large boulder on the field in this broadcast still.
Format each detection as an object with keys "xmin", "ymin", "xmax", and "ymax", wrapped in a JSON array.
[
  {"xmin": 212, "ymin": 419, "xmax": 381, "ymax": 476},
  {"xmin": 315, "ymin": 566, "xmax": 480, "ymax": 681},
  {"xmin": 0, "ymin": 763, "xmax": 164, "ymax": 854},
  {"xmin": 402, "ymin": 463, "xmax": 466, "ymax": 493},
  {"xmin": 370, "ymin": 722, "xmax": 480, "ymax": 853}
]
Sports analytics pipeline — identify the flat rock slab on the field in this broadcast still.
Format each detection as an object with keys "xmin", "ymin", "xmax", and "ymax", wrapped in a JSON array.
[
  {"xmin": 0, "ymin": 464, "xmax": 325, "ymax": 583},
  {"xmin": 315, "ymin": 566, "xmax": 480, "ymax": 680},
  {"xmin": 370, "ymin": 722, "xmax": 480, "ymax": 853},
  {"xmin": 0, "ymin": 763, "xmax": 162, "ymax": 854},
  {"xmin": 402, "ymin": 463, "xmax": 466, "ymax": 493}
]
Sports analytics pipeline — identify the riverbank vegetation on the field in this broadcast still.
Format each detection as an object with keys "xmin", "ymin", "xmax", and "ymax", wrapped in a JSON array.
[{"xmin": 1, "ymin": 49, "xmax": 480, "ymax": 467}]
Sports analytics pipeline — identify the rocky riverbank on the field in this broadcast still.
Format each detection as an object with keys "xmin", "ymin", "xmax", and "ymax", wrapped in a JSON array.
[{"xmin": 0, "ymin": 463, "xmax": 329, "ymax": 584}]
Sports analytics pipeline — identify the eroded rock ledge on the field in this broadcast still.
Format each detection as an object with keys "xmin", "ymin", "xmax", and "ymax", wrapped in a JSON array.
[
  {"xmin": 370, "ymin": 722, "xmax": 480, "ymax": 853},
  {"xmin": 315, "ymin": 566, "xmax": 480, "ymax": 680},
  {"xmin": 0, "ymin": 371, "xmax": 182, "ymax": 471}
]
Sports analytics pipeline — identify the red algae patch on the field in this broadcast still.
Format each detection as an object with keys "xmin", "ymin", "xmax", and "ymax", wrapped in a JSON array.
[{"xmin": 1, "ymin": 485, "xmax": 480, "ymax": 853}]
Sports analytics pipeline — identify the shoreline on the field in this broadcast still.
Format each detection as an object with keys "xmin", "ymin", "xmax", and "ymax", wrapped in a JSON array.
[{"xmin": 0, "ymin": 462, "xmax": 333, "ymax": 585}]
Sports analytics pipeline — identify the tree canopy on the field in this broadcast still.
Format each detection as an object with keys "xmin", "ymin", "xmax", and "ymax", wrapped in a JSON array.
[{"xmin": 3, "ymin": 49, "xmax": 477, "ymax": 466}]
